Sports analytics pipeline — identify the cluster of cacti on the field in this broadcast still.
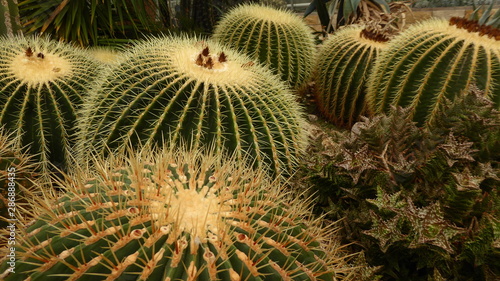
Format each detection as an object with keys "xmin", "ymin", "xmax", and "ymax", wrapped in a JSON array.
[
  {"xmin": 0, "ymin": 147, "xmax": 348, "ymax": 280},
  {"xmin": 213, "ymin": 4, "xmax": 316, "ymax": 89},
  {"xmin": 367, "ymin": 16, "xmax": 500, "ymax": 126},
  {"xmin": 0, "ymin": 36, "xmax": 102, "ymax": 175},
  {"xmin": 305, "ymin": 88, "xmax": 500, "ymax": 280},
  {"xmin": 313, "ymin": 25, "xmax": 388, "ymax": 128},
  {"xmin": 0, "ymin": 0, "xmax": 21, "ymax": 36},
  {"xmin": 78, "ymin": 36, "xmax": 308, "ymax": 177}
]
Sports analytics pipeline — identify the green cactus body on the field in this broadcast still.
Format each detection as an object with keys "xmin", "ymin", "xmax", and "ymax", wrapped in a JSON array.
[
  {"xmin": 213, "ymin": 4, "xmax": 316, "ymax": 90},
  {"xmin": 79, "ymin": 36, "xmax": 308, "ymax": 177},
  {"xmin": 367, "ymin": 18, "xmax": 500, "ymax": 126},
  {"xmin": 0, "ymin": 0, "xmax": 21, "ymax": 36},
  {"xmin": 314, "ymin": 26, "xmax": 388, "ymax": 128},
  {"xmin": 0, "ymin": 148, "xmax": 343, "ymax": 280},
  {"xmin": 0, "ymin": 36, "xmax": 101, "ymax": 174}
]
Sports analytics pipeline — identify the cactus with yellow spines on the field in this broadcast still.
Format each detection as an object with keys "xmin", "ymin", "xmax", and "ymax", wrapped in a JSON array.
[
  {"xmin": 0, "ymin": 36, "xmax": 102, "ymax": 175},
  {"xmin": 79, "ymin": 35, "xmax": 308, "ymax": 177},
  {"xmin": 86, "ymin": 46, "xmax": 123, "ymax": 65},
  {"xmin": 0, "ymin": 147, "xmax": 350, "ymax": 280},
  {"xmin": 314, "ymin": 25, "xmax": 388, "ymax": 128},
  {"xmin": 213, "ymin": 4, "xmax": 316, "ymax": 90},
  {"xmin": 367, "ymin": 15, "xmax": 500, "ymax": 126}
]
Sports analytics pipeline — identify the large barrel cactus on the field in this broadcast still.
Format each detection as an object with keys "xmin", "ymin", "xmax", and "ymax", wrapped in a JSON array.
[
  {"xmin": 79, "ymin": 36, "xmax": 308, "ymax": 177},
  {"xmin": 212, "ymin": 4, "xmax": 316, "ymax": 90},
  {"xmin": 314, "ymin": 25, "xmax": 388, "ymax": 128},
  {"xmin": 0, "ymin": 147, "xmax": 347, "ymax": 280},
  {"xmin": 367, "ymin": 17, "xmax": 500, "ymax": 126},
  {"xmin": 0, "ymin": 36, "xmax": 101, "ymax": 174}
]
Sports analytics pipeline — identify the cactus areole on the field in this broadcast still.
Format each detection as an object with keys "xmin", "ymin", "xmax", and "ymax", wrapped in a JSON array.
[
  {"xmin": 0, "ymin": 36, "xmax": 100, "ymax": 173},
  {"xmin": 0, "ymin": 150, "xmax": 337, "ymax": 280},
  {"xmin": 80, "ymin": 36, "xmax": 308, "ymax": 177},
  {"xmin": 367, "ymin": 18, "xmax": 500, "ymax": 126}
]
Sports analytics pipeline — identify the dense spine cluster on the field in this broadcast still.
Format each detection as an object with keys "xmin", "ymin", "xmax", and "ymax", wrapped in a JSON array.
[
  {"xmin": 79, "ymin": 36, "xmax": 308, "ymax": 177},
  {"xmin": 367, "ymin": 18, "xmax": 500, "ymax": 125},
  {"xmin": 0, "ymin": 36, "xmax": 101, "ymax": 174},
  {"xmin": 213, "ymin": 4, "xmax": 316, "ymax": 89},
  {"xmin": 0, "ymin": 148, "xmax": 342, "ymax": 280},
  {"xmin": 314, "ymin": 25, "xmax": 387, "ymax": 128}
]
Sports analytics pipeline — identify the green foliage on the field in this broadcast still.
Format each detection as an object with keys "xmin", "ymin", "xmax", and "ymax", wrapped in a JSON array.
[
  {"xmin": 0, "ymin": 0, "xmax": 22, "ymax": 36},
  {"xmin": 213, "ymin": 4, "xmax": 316, "ymax": 89},
  {"xmin": 79, "ymin": 35, "xmax": 308, "ymax": 178},
  {"xmin": 0, "ymin": 36, "xmax": 102, "ymax": 176},
  {"xmin": 309, "ymin": 88, "xmax": 500, "ymax": 280},
  {"xmin": 0, "ymin": 147, "xmax": 348, "ymax": 280},
  {"xmin": 18, "ymin": 0, "xmax": 171, "ymax": 46},
  {"xmin": 314, "ymin": 25, "xmax": 387, "ymax": 128},
  {"xmin": 367, "ymin": 17, "xmax": 500, "ymax": 126}
]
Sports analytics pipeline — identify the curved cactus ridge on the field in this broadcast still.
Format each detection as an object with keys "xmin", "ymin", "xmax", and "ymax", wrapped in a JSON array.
[
  {"xmin": 367, "ymin": 18, "xmax": 500, "ymax": 126},
  {"xmin": 212, "ymin": 4, "xmax": 316, "ymax": 90},
  {"xmin": 0, "ymin": 147, "xmax": 347, "ymax": 280},
  {"xmin": 0, "ymin": 36, "xmax": 102, "ymax": 174},
  {"xmin": 79, "ymin": 35, "xmax": 309, "ymax": 177},
  {"xmin": 314, "ymin": 25, "xmax": 388, "ymax": 128}
]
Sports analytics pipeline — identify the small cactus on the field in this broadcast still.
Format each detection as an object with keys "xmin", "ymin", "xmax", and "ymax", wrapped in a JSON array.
[
  {"xmin": 314, "ymin": 25, "xmax": 388, "ymax": 128},
  {"xmin": 367, "ymin": 16, "xmax": 500, "ymax": 126},
  {"xmin": 0, "ymin": 36, "xmax": 102, "ymax": 175},
  {"xmin": 86, "ymin": 46, "xmax": 123, "ymax": 65},
  {"xmin": 213, "ymin": 4, "xmax": 316, "ymax": 90},
  {"xmin": 79, "ymin": 35, "xmax": 308, "ymax": 177},
  {"xmin": 0, "ymin": 147, "xmax": 348, "ymax": 280}
]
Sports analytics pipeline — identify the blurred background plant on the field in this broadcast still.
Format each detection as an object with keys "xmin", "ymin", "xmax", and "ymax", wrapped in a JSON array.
[{"xmin": 7, "ymin": 0, "xmax": 287, "ymax": 46}]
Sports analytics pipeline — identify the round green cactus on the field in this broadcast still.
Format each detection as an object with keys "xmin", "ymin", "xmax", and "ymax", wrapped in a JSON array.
[
  {"xmin": 86, "ymin": 46, "xmax": 123, "ymax": 65},
  {"xmin": 0, "ymin": 147, "xmax": 348, "ymax": 280},
  {"xmin": 79, "ymin": 35, "xmax": 308, "ymax": 177},
  {"xmin": 314, "ymin": 26, "xmax": 388, "ymax": 128},
  {"xmin": 212, "ymin": 4, "xmax": 316, "ymax": 90},
  {"xmin": 367, "ymin": 17, "xmax": 500, "ymax": 126},
  {"xmin": 0, "ymin": 36, "xmax": 102, "ymax": 174}
]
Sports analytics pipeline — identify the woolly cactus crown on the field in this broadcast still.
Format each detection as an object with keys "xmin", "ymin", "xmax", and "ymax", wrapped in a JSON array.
[
  {"xmin": 0, "ymin": 35, "xmax": 101, "ymax": 173},
  {"xmin": 0, "ymin": 146, "xmax": 348, "ymax": 280},
  {"xmin": 79, "ymin": 35, "xmax": 309, "ymax": 177},
  {"xmin": 213, "ymin": 4, "xmax": 316, "ymax": 89}
]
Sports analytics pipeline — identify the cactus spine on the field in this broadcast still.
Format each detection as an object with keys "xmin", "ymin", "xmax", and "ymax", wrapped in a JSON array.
[
  {"xmin": 79, "ymin": 36, "xmax": 308, "ymax": 177},
  {"xmin": 314, "ymin": 26, "xmax": 388, "ymax": 128},
  {"xmin": 0, "ymin": 36, "xmax": 101, "ymax": 174},
  {"xmin": 213, "ymin": 4, "xmax": 316, "ymax": 89},
  {"xmin": 0, "ymin": 147, "xmax": 346, "ymax": 280},
  {"xmin": 367, "ymin": 17, "xmax": 500, "ymax": 126}
]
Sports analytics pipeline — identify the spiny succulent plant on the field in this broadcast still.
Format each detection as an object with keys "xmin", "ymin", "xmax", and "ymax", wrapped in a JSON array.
[
  {"xmin": 86, "ymin": 46, "xmax": 123, "ymax": 65},
  {"xmin": 78, "ymin": 35, "xmax": 308, "ymax": 177},
  {"xmin": 213, "ymin": 4, "xmax": 316, "ymax": 90},
  {"xmin": 306, "ymin": 88, "xmax": 500, "ymax": 280},
  {"xmin": 0, "ymin": 128, "xmax": 37, "ymax": 231},
  {"xmin": 367, "ymin": 15, "xmax": 500, "ymax": 126},
  {"xmin": 0, "ymin": 146, "xmax": 351, "ymax": 280},
  {"xmin": 314, "ymin": 25, "xmax": 388, "ymax": 128},
  {"xmin": 0, "ymin": 36, "xmax": 102, "ymax": 175}
]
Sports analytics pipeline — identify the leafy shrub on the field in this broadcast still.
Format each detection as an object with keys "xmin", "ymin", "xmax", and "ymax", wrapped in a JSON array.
[{"xmin": 307, "ymin": 87, "xmax": 500, "ymax": 280}]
